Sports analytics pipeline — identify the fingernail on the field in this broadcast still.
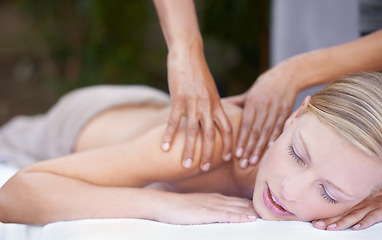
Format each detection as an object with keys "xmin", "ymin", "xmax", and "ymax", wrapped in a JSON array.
[
  {"xmin": 353, "ymin": 224, "xmax": 361, "ymax": 230},
  {"xmin": 240, "ymin": 159, "xmax": 248, "ymax": 168},
  {"xmin": 327, "ymin": 223, "xmax": 337, "ymax": 230},
  {"xmin": 314, "ymin": 221, "xmax": 325, "ymax": 227},
  {"xmin": 183, "ymin": 158, "xmax": 192, "ymax": 168},
  {"xmin": 162, "ymin": 142, "xmax": 170, "ymax": 151},
  {"xmin": 223, "ymin": 153, "xmax": 232, "ymax": 161},
  {"xmin": 248, "ymin": 215, "xmax": 257, "ymax": 220},
  {"xmin": 201, "ymin": 163, "xmax": 210, "ymax": 171},
  {"xmin": 249, "ymin": 155, "xmax": 258, "ymax": 164},
  {"xmin": 236, "ymin": 148, "xmax": 243, "ymax": 158},
  {"xmin": 268, "ymin": 141, "xmax": 274, "ymax": 147}
]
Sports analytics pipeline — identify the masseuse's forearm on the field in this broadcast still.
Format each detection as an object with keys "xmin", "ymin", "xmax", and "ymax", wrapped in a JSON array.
[
  {"xmin": 288, "ymin": 29, "xmax": 382, "ymax": 92},
  {"xmin": 153, "ymin": 0, "xmax": 203, "ymax": 52},
  {"xmin": 0, "ymin": 171, "xmax": 166, "ymax": 224}
]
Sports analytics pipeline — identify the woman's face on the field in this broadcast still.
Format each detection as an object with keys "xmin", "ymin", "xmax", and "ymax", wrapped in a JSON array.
[{"xmin": 253, "ymin": 112, "xmax": 382, "ymax": 222}]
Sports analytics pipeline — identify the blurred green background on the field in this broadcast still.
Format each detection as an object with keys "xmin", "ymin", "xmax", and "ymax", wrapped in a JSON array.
[{"xmin": 0, "ymin": 0, "xmax": 269, "ymax": 125}]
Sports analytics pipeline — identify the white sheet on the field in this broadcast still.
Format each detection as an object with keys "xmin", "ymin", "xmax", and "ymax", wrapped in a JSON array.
[
  {"xmin": 1, "ymin": 165, "xmax": 382, "ymax": 240},
  {"xmin": 41, "ymin": 218, "xmax": 382, "ymax": 240}
]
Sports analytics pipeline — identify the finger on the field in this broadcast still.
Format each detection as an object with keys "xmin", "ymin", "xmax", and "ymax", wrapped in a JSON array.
[
  {"xmin": 312, "ymin": 216, "xmax": 342, "ymax": 230},
  {"xmin": 162, "ymin": 107, "xmax": 183, "ymax": 151},
  {"xmin": 213, "ymin": 108, "xmax": 233, "ymax": 161},
  {"xmin": 208, "ymin": 206, "xmax": 258, "ymax": 223},
  {"xmin": 312, "ymin": 203, "xmax": 369, "ymax": 230},
  {"xmin": 239, "ymin": 106, "xmax": 267, "ymax": 168},
  {"xmin": 212, "ymin": 209, "xmax": 258, "ymax": 223},
  {"xmin": 268, "ymin": 104, "xmax": 290, "ymax": 147},
  {"xmin": 235, "ymin": 104, "xmax": 256, "ymax": 159},
  {"xmin": 199, "ymin": 114, "xmax": 216, "ymax": 171},
  {"xmin": 248, "ymin": 104, "xmax": 280, "ymax": 165},
  {"xmin": 181, "ymin": 115, "xmax": 199, "ymax": 169},
  {"xmin": 325, "ymin": 209, "xmax": 370, "ymax": 231},
  {"xmin": 353, "ymin": 209, "xmax": 382, "ymax": 230},
  {"xmin": 267, "ymin": 115, "xmax": 286, "ymax": 148},
  {"xmin": 314, "ymin": 206, "xmax": 374, "ymax": 231},
  {"xmin": 221, "ymin": 94, "xmax": 246, "ymax": 106},
  {"xmin": 249, "ymin": 126, "xmax": 270, "ymax": 165}
]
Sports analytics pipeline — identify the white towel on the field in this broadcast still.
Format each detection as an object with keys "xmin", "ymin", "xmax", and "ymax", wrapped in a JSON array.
[{"xmin": 41, "ymin": 218, "xmax": 382, "ymax": 240}]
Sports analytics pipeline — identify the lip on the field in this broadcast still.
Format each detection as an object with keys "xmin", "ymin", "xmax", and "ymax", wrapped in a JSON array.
[{"xmin": 263, "ymin": 183, "xmax": 294, "ymax": 217}]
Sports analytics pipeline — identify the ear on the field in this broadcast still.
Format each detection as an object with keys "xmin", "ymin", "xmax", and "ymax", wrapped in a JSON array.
[{"xmin": 283, "ymin": 96, "xmax": 311, "ymax": 131}]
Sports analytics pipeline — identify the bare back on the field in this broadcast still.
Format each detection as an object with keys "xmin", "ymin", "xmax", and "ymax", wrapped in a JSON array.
[{"xmin": 73, "ymin": 102, "xmax": 257, "ymax": 198}]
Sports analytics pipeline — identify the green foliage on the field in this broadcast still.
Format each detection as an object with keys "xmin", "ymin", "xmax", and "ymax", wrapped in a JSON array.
[{"xmin": 16, "ymin": 0, "xmax": 269, "ymax": 96}]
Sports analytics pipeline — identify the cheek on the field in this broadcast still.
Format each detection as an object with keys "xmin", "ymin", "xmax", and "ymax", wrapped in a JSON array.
[
  {"xmin": 259, "ymin": 141, "xmax": 290, "ymax": 176},
  {"xmin": 253, "ymin": 141, "xmax": 293, "ymax": 217}
]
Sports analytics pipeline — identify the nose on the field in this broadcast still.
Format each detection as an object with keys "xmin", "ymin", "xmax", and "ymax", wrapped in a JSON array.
[{"xmin": 281, "ymin": 175, "xmax": 305, "ymax": 202}]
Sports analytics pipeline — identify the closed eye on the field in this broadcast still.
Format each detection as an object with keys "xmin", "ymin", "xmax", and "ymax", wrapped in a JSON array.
[
  {"xmin": 287, "ymin": 143, "xmax": 305, "ymax": 165},
  {"xmin": 320, "ymin": 184, "xmax": 338, "ymax": 204}
]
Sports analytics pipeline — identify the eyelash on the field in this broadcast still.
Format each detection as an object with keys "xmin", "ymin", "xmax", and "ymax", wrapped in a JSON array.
[
  {"xmin": 287, "ymin": 143, "xmax": 338, "ymax": 204},
  {"xmin": 287, "ymin": 143, "xmax": 304, "ymax": 165},
  {"xmin": 320, "ymin": 185, "xmax": 338, "ymax": 204}
]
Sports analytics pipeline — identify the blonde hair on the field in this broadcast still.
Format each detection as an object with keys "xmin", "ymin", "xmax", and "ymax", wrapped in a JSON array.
[{"xmin": 306, "ymin": 72, "xmax": 382, "ymax": 159}]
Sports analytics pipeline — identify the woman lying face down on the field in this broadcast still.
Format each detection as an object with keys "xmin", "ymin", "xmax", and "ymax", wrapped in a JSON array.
[{"xmin": 0, "ymin": 72, "xmax": 381, "ymax": 229}]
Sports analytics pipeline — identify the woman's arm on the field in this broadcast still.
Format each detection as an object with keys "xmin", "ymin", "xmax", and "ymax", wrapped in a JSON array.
[
  {"xmin": 153, "ymin": 0, "xmax": 233, "ymax": 170},
  {"xmin": 287, "ymin": 28, "xmax": 382, "ymax": 92},
  {"xmin": 0, "ymin": 104, "xmax": 255, "ymax": 224},
  {"xmin": 226, "ymin": 29, "xmax": 382, "ymax": 168},
  {"xmin": 0, "ymin": 170, "xmax": 255, "ymax": 224}
]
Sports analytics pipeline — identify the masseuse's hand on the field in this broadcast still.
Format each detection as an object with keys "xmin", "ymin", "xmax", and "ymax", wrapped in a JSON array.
[
  {"xmin": 312, "ymin": 194, "xmax": 382, "ymax": 231},
  {"xmin": 162, "ymin": 46, "xmax": 233, "ymax": 171},
  {"xmin": 223, "ymin": 61, "xmax": 298, "ymax": 168},
  {"xmin": 156, "ymin": 192, "xmax": 258, "ymax": 224}
]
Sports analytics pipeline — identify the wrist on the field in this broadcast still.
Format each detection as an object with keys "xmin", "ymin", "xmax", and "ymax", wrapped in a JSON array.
[
  {"xmin": 267, "ymin": 56, "xmax": 303, "ymax": 95},
  {"xmin": 281, "ymin": 50, "xmax": 333, "ymax": 92},
  {"xmin": 136, "ymin": 189, "xmax": 171, "ymax": 222},
  {"xmin": 168, "ymin": 34, "xmax": 204, "ymax": 58}
]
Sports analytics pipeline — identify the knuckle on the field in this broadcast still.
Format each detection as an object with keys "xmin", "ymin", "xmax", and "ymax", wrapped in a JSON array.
[
  {"xmin": 262, "ymin": 125, "xmax": 272, "ymax": 136},
  {"xmin": 340, "ymin": 212, "xmax": 362, "ymax": 224},
  {"xmin": 205, "ymin": 128, "xmax": 216, "ymax": 139},
  {"xmin": 279, "ymin": 107, "xmax": 289, "ymax": 119},
  {"xmin": 224, "ymin": 124, "xmax": 233, "ymax": 135},
  {"xmin": 241, "ymin": 120, "xmax": 253, "ymax": 131},
  {"xmin": 222, "ymin": 211, "xmax": 235, "ymax": 221},
  {"xmin": 237, "ymin": 206, "xmax": 249, "ymax": 214},
  {"xmin": 251, "ymin": 126, "xmax": 261, "ymax": 137},
  {"xmin": 187, "ymin": 124, "xmax": 198, "ymax": 136},
  {"xmin": 364, "ymin": 211, "xmax": 381, "ymax": 223},
  {"xmin": 167, "ymin": 118, "xmax": 179, "ymax": 129}
]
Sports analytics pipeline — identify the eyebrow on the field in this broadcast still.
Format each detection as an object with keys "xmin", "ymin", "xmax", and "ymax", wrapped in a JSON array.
[{"xmin": 296, "ymin": 130, "xmax": 353, "ymax": 200}]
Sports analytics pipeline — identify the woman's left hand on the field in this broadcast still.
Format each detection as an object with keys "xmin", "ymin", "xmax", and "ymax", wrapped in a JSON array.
[{"xmin": 312, "ymin": 194, "xmax": 382, "ymax": 230}]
